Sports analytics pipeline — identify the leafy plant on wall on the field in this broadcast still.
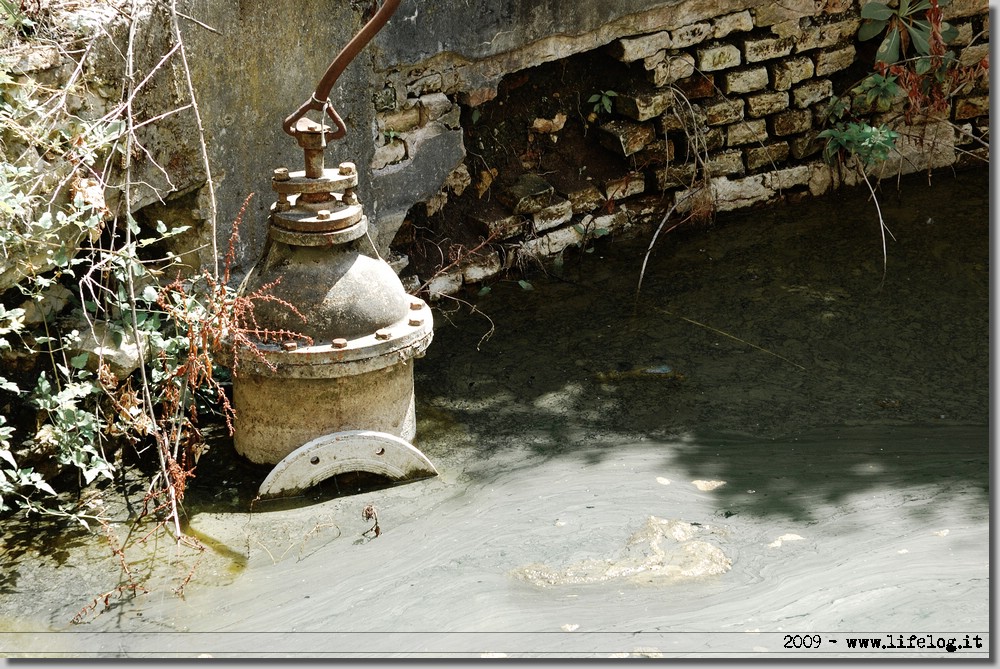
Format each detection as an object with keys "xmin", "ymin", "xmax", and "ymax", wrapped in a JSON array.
[
  {"xmin": 858, "ymin": 0, "xmax": 959, "ymax": 65},
  {"xmin": 857, "ymin": 0, "xmax": 988, "ymax": 120}
]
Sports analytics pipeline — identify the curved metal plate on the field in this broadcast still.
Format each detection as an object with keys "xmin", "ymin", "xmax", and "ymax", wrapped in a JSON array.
[{"xmin": 258, "ymin": 430, "xmax": 438, "ymax": 499}]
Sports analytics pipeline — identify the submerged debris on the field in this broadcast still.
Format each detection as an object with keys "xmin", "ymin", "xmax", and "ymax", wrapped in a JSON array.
[{"xmin": 513, "ymin": 516, "xmax": 731, "ymax": 587}]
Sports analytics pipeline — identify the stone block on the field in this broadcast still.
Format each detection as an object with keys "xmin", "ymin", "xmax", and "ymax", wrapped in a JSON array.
[
  {"xmin": 598, "ymin": 119, "xmax": 656, "ymax": 156},
  {"xmin": 795, "ymin": 19, "xmax": 861, "ymax": 52},
  {"xmin": 610, "ymin": 31, "xmax": 672, "ymax": 62},
  {"xmin": 697, "ymin": 44, "xmax": 742, "ymax": 72},
  {"xmin": 634, "ymin": 139, "xmax": 676, "ymax": 167},
  {"xmin": 954, "ymin": 96, "xmax": 989, "ymax": 120},
  {"xmin": 469, "ymin": 210, "xmax": 526, "ymax": 240},
  {"xmin": 443, "ymin": 163, "xmax": 472, "ymax": 197},
  {"xmin": 771, "ymin": 109, "xmax": 813, "ymax": 136},
  {"xmin": 671, "ymin": 22, "xmax": 712, "ymax": 48},
  {"xmin": 712, "ymin": 11, "xmax": 754, "ymax": 39},
  {"xmin": 954, "ymin": 122, "xmax": 974, "ymax": 145},
  {"xmin": 771, "ymin": 57, "xmax": 814, "ymax": 90},
  {"xmin": 705, "ymin": 97, "xmax": 745, "ymax": 125},
  {"xmin": 381, "ymin": 104, "xmax": 422, "ymax": 133},
  {"xmin": 649, "ymin": 52, "xmax": 696, "ymax": 87},
  {"xmin": 654, "ymin": 163, "xmax": 698, "ymax": 189},
  {"xmin": 711, "ymin": 174, "xmax": 775, "ymax": 211},
  {"xmin": 814, "ymin": 45, "xmax": 856, "ymax": 76},
  {"xmin": 372, "ymin": 138, "xmax": 407, "ymax": 169},
  {"xmin": 959, "ymin": 43, "xmax": 990, "ymax": 67},
  {"xmin": 951, "ymin": 21, "xmax": 974, "ymax": 46},
  {"xmin": 743, "ymin": 36, "xmax": 795, "ymax": 62},
  {"xmin": 943, "ymin": 0, "xmax": 988, "ymax": 20},
  {"xmin": 790, "ymin": 130, "xmax": 823, "ymax": 159},
  {"xmin": 746, "ymin": 91, "xmax": 789, "ymax": 117},
  {"xmin": 873, "ymin": 119, "xmax": 956, "ymax": 176},
  {"xmin": 745, "ymin": 142, "xmax": 790, "ymax": 170},
  {"xmin": 0, "ymin": 44, "xmax": 61, "ymax": 75},
  {"xmin": 727, "ymin": 119, "xmax": 768, "ymax": 146},
  {"xmin": 591, "ymin": 210, "xmax": 632, "ymax": 235},
  {"xmin": 604, "ymin": 172, "xmax": 646, "ymax": 200},
  {"xmin": 614, "ymin": 89, "xmax": 674, "ymax": 121},
  {"xmin": 406, "ymin": 72, "xmax": 443, "ymax": 96},
  {"xmin": 530, "ymin": 112, "xmax": 567, "ymax": 134},
  {"xmin": 566, "ymin": 183, "xmax": 606, "ymax": 214},
  {"xmin": 661, "ymin": 104, "xmax": 706, "ymax": 132},
  {"xmin": 808, "ymin": 161, "xmax": 836, "ymax": 196},
  {"xmin": 501, "ymin": 174, "xmax": 556, "ymax": 214},
  {"xmin": 533, "ymin": 198, "xmax": 574, "ymax": 232},
  {"xmin": 619, "ymin": 194, "xmax": 669, "ymax": 222},
  {"xmin": 793, "ymin": 79, "xmax": 833, "ymax": 108},
  {"xmin": 426, "ymin": 270, "xmax": 463, "ymax": 300},
  {"xmin": 400, "ymin": 274, "xmax": 422, "ymax": 294},
  {"xmin": 765, "ymin": 165, "xmax": 811, "ymax": 190},
  {"xmin": 462, "ymin": 251, "xmax": 502, "ymax": 283},
  {"xmin": 723, "ymin": 66, "xmax": 769, "ymax": 94},
  {"xmin": 73, "ymin": 319, "xmax": 149, "ymax": 378},
  {"xmin": 820, "ymin": 0, "xmax": 853, "ymax": 14},
  {"xmin": 672, "ymin": 73, "xmax": 716, "ymax": 99},
  {"xmin": 643, "ymin": 50, "xmax": 667, "ymax": 70},
  {"xmin": 703, "ymin": 127, "xmax": 726, "ymax": 151},
  {"xmin": 706, "ymin": 150, "xmax": 745, "ymax": 177},
  {"xmin": 752, "ymin": 0, "xmax": 815, "ymax": 27},
  {"xmin": 520, "ymin": 225, "xmax": 585, "ymax": 258},
  {"xmin": 418, "ymin": 92, "xmax": 454, "ymax": 125}
]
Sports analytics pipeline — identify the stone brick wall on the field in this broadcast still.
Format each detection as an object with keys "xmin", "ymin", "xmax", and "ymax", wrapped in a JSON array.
[{"xmin": 370, "ymin": 0, "xmax": 989, "ymax": 298}]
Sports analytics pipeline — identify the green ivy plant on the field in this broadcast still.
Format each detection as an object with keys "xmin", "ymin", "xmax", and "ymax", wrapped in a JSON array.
[
  {"xmin": 588, "ymin": 89, "xmax": 618, "ymax": 115},
  {"xmin": 819, "ymin": 120, "xmax": 900, "ymax": 166}
]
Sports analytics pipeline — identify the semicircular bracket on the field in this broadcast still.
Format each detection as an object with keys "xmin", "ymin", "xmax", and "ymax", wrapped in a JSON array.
[{"xmin": 258, "ymin": 430, "xmax": 438, "ymax": 499}]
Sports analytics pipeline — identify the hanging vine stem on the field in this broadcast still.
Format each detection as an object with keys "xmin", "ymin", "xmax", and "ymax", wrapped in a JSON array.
[
  {"xmin": 121, "ymin": 0, "xmax": 183, "ymax": 542},
  {"xmin": 856, "ymin": 166, "xmax": 895, "ymax": 288},
  {"xmin": 169, "ymin": 0, "xmax": 220, "ymax": 277}
]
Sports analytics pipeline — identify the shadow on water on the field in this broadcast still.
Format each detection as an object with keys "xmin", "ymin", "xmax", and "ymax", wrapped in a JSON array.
[
  {"xmin": 0, "ymin": 522, "xmax": 90, "ymax": 594},
  {"xmin": 416, "ymin": 167, "xmax": 989, "ymax": 521}
]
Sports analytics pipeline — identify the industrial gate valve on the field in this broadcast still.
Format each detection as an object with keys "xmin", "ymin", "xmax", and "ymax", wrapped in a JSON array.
[{"xmin": 227, "ymin": 0, "xmax": 438, "ymax": 499}]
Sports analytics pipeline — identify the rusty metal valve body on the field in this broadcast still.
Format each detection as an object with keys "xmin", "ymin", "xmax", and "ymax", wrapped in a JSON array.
[{"xmin": 231, "ymin": 123, "xmax": 435, "ymax": 497}]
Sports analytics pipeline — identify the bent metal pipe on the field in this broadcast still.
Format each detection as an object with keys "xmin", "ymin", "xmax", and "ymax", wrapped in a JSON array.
[{"xmin": 282, "ymin": 0, "xmax": 402, "ymax": 141}]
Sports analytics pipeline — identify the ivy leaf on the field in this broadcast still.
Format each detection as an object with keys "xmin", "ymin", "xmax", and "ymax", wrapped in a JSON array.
[
  {"xmin": 517, "ymin": 279, "xmax": 534, "ymax": 291},
  {"xmin": 0, "ymin": 449, "xmax": 17, "ymax": 469},
  {"xmin": 70, "ymin": 353, "xmax": 89, "ymax": 369},
  {"xmin": 30, "ymin": 476, "xmax": 57, "ymax": 496}
]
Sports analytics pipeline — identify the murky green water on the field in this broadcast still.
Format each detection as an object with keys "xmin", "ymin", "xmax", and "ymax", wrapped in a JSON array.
[{"xmin": 0, "ymin": 169, "xmax": 989, "ymax": 659}]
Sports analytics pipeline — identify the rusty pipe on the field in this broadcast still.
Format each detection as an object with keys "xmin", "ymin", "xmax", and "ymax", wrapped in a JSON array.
[{"xmin": 282, "ymin": 0, "xmax": 402, "ymax": 140}]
